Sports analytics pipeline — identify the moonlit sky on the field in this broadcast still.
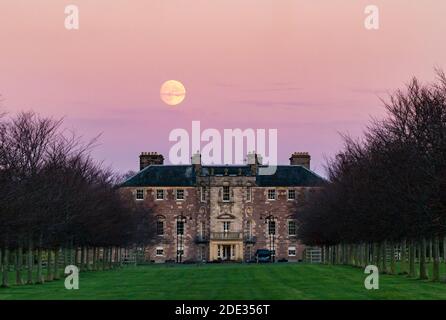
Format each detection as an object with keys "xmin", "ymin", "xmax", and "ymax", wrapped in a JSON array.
[{"xmin": 1, "ymin": 0, "xmax": 445, "ymax": 176}]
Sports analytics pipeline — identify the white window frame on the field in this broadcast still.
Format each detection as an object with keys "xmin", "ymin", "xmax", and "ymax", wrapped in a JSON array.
[
  {"xmin": 155, "ymin": 247, "xmax": 164, "ymax": 256},
  {"xmin": 177, "ymin": 220, "xmax": 185, "ymax": 235},
  {"xmin": 288, "ymin": 220, "xmax": 297, "ymax": 236},
  {"xmin": 223, "ymin": 221, "xmax": 231, "ymax": 232},
  {"xmin": 288, "ymin": 246, "xmax": 296, "ymax": 257},
  {"xmin": 287, "ymin": 189, "xmax": 296, "ymax": 201},
  {"xmin": 156, "ymin": 189, "xmax": 164, "ymax": 200},
  {"xmin": 222, "ymin": 186, "xmax": 230, "ymax": 202},
  {"xmin": 200, "ymin": 186, "xmax": 206, "ymax": 202},
  {"xmin": 177, "ymin": 246, "xmax": 184, "ymax": 256},
  {"xmin": 156, "ymin": 220, "xmax": 164, "ymax": 236},
  {"xmin": 267, "ymin": 189, "xmax": 276, "ymax": 201},
  {"xmin": 246, "ymin": 186, "xmax": 252, "ymax": 202},
  {"xmin": 268, "ymin": 220, "xmax": 276, "ymax": 235},
  {"xmin": 136, "ymin": 189, "xmax": 144, "ymax": 201},
  {"xmin": 176, "ymin": 189, "xmax": 185, "ymax": 201}
]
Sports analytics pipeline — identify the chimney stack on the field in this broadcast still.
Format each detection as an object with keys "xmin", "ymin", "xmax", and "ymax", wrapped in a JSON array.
[
  {"xmin": 290, "ymin": 152, "xmax": 311, "ymax": 169},
  {"xmin": 247, "ymin": 152, "xmax": 262, "ymax": 175},
  {"xmin": 139, "ymin": 152, "xmax": 164, "ymax": 170},
  {"xmin": 191, "ymin": 152, "xmax": 202, "ymax": 175}
]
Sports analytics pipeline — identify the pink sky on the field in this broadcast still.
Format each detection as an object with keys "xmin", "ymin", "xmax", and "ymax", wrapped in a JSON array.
[{"xmin": 1, "ymin": 0, "xmax": 445, "ymax": 175}]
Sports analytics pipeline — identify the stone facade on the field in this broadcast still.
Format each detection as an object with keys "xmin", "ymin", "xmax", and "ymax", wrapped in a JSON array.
[{"xmin": 119, "ymin": 152, "xmax": 323, "ymax": 263}]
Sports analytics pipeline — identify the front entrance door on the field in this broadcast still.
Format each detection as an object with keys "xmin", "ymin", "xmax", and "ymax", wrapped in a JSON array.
[{"xmin": 222, "ymin": 245, "xmax": 231, "ymax": 260}]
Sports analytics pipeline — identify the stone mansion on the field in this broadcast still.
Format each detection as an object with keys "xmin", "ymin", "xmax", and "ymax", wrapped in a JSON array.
[{"xmin": 119, "ymin": 152, "xmax": 324, "ymax": 263}]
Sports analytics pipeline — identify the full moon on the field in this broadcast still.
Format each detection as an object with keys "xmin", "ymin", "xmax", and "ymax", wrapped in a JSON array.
[{"xmin": 160, "ymin": 80, "xmax": 186, "ymax": 106}]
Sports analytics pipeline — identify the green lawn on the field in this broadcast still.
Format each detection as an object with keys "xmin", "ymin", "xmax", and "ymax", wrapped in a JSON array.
[{"xmin": 1, "ymin": 263, "xmax": 446, "ymax": 300}]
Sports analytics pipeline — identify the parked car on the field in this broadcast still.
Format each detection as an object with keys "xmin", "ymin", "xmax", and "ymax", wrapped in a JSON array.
[{"xmin": 255, "ymin": 249, "xmax": 272, "ymax": 263}]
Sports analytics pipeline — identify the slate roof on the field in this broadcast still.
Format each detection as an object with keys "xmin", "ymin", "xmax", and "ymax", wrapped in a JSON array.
[
  {"xmin": 120, "ymin": 164, "xmax": 325, "ymax": 188},
  {"xmin": 120, "ymin": 165, "xmax": 196, "ymax": 187},
  {"xmin": 256, "ymin": 165, "xmax": 324, "ymax": 187}
]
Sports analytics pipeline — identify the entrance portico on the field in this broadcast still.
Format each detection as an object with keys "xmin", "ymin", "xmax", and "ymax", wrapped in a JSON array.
[{"xmin": 209, "ymin": 240, "xmax": 244, "ymax": 261}]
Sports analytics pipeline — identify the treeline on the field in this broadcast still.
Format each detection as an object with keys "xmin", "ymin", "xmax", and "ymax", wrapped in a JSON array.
[
  {"xmin": 0, "ymin": 112, "xmax": 153, "ymax": 288},
  {"xmin": 298, "ymin": 70, "xmax": 446, "ymax": 281}
]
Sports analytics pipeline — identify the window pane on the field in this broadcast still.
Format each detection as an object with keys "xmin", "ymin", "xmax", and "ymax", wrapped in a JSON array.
[
  {"xmin": 288, "ymin": 189, "xmax": 296, "ymax": 200},
  {"xmin": 267, "ymin": 189, "xmax": 276, "ymax": 200},
  {"xmin": 136, "ymin": 189, "xmax": 144, "ymax": 200},
  {"xmin": 288, "ymin": 221, "xmax": 296, "ymax": 235},
  {"xmin": 223, "ymin": 186, "xmax": 230, "ymax": 201},
  {"xmin": 268, "ymin": 221, "xmax": 276, "ymax": 235},
  {"xmin": 177, "ymin": 221, "xmax": 184, "ymax": 235},
  {"xmin": 176, "ymin": 189, "xmax": 184, "ymax": 200},
  {"xmin": 156, "ymin": 221, "xmax": 164, "ymax": 235},
  {"xmin": 201, "ymin": 187, "xmax": 206, "ymax": 202},
  {"xmin": 156, "ymin": 190, "xmax": 164, "ymax": 200}
]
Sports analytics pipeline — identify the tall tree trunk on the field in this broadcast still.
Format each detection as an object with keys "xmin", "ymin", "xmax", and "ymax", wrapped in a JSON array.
[
  {"xmin": 46, "ymin": 249, "xmax": 53, "ymax": 281},
  {"xmin": 36, "ymin": 247, "xmax": 44, "ymax": 284},
  {"xmin": 74, "ymin": 247, "xmax": 79, "ymax": 267},
  {"xmin": 86, "ymin": 247, "xmax": 90, "ymax": 271},
  {"xmin": 389, "ymin": 243, "xmax": 396, "ymax": 275},
  {"xmin": 102, "ymin": 247, "xmax": 107, "ymax": 270},
  {"xmin": 443, "ymin": 236, "xmax": 446, "ymax": 263},
  {"xmin": 63, "ymin": 246, "xmax": 68, "ymax": 269},
  {"xmin": 419, "ymin": 239, "xmax": 428, "ymax": 280},
  {"xmin": 428, "ymin": 239, "xmax": 433, "ymax": 263},
  {"xmin": 54, "ymin": 248, "xmax": 60, "ymax": 280},
  {"xmin": 375, "ymin": 243, "xmax": 380, "ymax": 267},
  {"xmin": 1, "ymin": 247, "xmax": 9, "ymax": 288},
  {"xmin": 409, "ymin": 239, "xmax": 416, "ymax": 277},
  {"xmin": 80, "ymin": 247, "xmax": 86, "ymax": 271},
  {"xmin": 27, "ymin": 239, "xmax": 33, "ymax": 285},
  {"xmin": 108, "ymin": 247, "xmax": 113, "ymax": 269},
  {"xmin": 381, "ymin": 241, "xmax": 387, "ymax": 273},
  {"xmin": 400, "ymin": 239, "xmax": 407, "ymax": 275},
  {"xmin": 16, "ymin": 244, "xmax": 24, "ymax": 285},
  {"xmin": 92, "ymin": 247, "xmax": 97, "ymax": 271},
  {"xmin": 432, "ymin": 236, "xmax": 440, "ymax": 282}
]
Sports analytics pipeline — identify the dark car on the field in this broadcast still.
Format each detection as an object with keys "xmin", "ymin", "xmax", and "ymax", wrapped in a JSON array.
[{"xmin": 255, "ymin": 249, "xmax": 272, "ymax": 263}]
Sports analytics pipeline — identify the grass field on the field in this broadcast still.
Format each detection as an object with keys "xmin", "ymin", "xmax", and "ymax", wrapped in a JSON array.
[{"xmin": 1, "ymin": 263, "xmax": 446, "ymax": 300}]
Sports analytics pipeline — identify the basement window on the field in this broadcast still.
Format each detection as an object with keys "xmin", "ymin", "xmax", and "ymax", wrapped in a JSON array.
[
  {"xmin": 155, "ymin": 247, "xmax": 164, "ymax": 256},
  {"xmin": 288, "ymin": 247, "xmax": 296, "ymax": 257}
]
